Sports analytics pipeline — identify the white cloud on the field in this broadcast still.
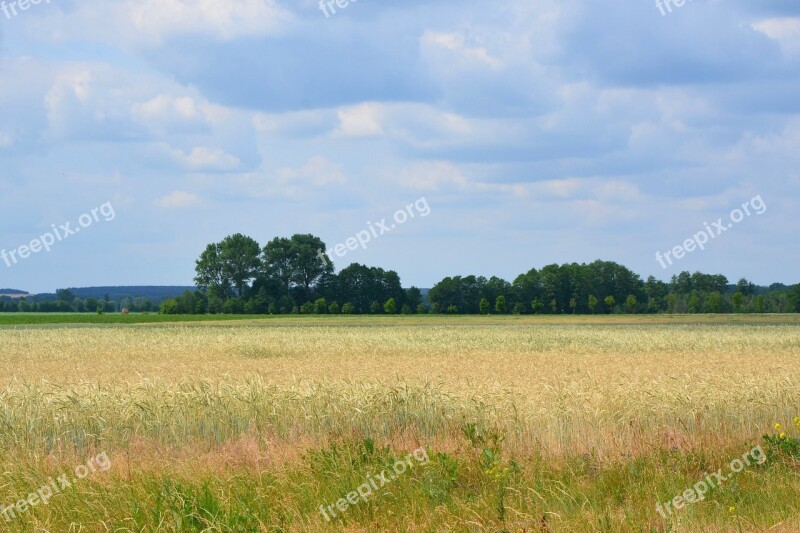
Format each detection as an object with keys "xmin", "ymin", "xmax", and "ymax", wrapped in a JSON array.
[
  {"xmin": 44, "ymin": 69, "xmax": 95, "ymax": 137},
  {"xmin": 233, "ymin": 156, "xmax": 347, "ymax": 199},
  {"xmin": 252, "ymin": 109, "xmax": 333, "ymax": 136},
  {"xmin": 753, "ymin": 18, "xmax": 800, "ymax": 55},
  {"xmin": 169, "ymin": 146, "xmax": 241, "ymax": 170},
  {"xmin": 283, "ymin": 155, "xmax": 347, "ymax": 187},
  {"xmin": 421, "ymin": 32, "xmax": 502, "ymax": 69},
  {"xmin": 335, "ymin": 103, "xmax": 385, "ymax": 138},
  {"xmin": 592, "ymin": 181, "xmax": 643, "ymax": 202},
  {"xmin": 36, "ymin": 0, "xmax": 292, "ymax": 46},
  {"xmin": 129, "ymin": 0, "xmax": 290, "ymax": 42},
  {"xmin": 399, "ymin": 161, "xmax": 469, "ymax": 191},
  {"xmin": 132, "ymin": 95, "xmax": 230, "ymax": 128},
  {"xmin": 154, "ymin": 190, "xmax": 202, "ymax": 209}
]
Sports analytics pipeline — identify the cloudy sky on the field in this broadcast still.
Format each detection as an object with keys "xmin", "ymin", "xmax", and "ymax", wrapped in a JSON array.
[{"xmin": 1, "ymin": 0, "xmax": 798, "ymax": 293}]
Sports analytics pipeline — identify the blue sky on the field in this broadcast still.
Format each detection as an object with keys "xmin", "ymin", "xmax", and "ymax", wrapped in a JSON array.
[{"xmin": 1, "ymin": 0, "xmax": 799, "ymax": 293}]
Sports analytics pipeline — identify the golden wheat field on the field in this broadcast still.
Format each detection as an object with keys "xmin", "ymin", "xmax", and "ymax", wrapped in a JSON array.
[{"xmin": 2, "ymin": 315, "xmax": 800, "ymax": 532}]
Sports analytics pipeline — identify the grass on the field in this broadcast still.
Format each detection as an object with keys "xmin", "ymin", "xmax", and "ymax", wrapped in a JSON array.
[
  {"xmin": 2, "ymin": 312, "xmax": 800, "ymax": 327},
  {"xmin": 1, "ymin": 315, "xmax": 799, "ymax": 531},
  {"xmin": 0, "ymin": 312, "xmax": 267, "ymax": 326}
]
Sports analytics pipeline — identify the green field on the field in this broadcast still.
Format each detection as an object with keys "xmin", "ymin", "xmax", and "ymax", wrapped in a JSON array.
[
  {"xmin": 1, "ymin": 315, "xmax": 799, "ymax": 531},
  {"xmin": 0, "ymin": 313, "xmax": 267, "ymax": 326}
]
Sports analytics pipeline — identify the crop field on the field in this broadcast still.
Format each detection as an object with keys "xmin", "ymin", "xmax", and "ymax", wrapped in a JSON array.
[{"xmin": 2, "ymin": 315, "xmax": 800, "ymax": 531}]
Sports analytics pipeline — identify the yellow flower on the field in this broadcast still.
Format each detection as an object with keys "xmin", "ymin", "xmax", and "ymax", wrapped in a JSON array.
[
  {"xmin": 780, "ymin": 432, "xmax": 787, "ymax": 439},
  {"xmin": 775, "ymin": 423, "xmax": 782, "ymax": 431},
  {"xmin": 729, "ymin": 506, "xmax": 736, "ymax": 514}
]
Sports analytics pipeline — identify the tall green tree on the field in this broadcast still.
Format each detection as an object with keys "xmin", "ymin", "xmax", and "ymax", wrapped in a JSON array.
[
  {"xmin": 405, "ymin": 287, "xmax": 423, "ymax": 313},
  {"xmin": 495, "ymin": 295, "xmax": 507, "ymax": 314},
  {"xmin": 732, "ymin": 292, "xmax": 744, "ymax": 312},
  {"xmin": 195, "ymin": 242, "xmax": 232, "ymax": 299},
  {"xmin": 625, "ymin": 295, "xmax": 637, "ymax": 314},
  {"xmin": 220, "ymin": 234, "xmax": 262, "ymax": 297},
  {"xmin": 289, "ymin": 234, "xmax": 334, "ymax": 301},
  {"xmin": 588, "ymin": 295, "xmax": 598, "ymax": 314},
  {"xmin": 195, "ymin": 234, "xmax": 261, "ymax": 299},
  {"xmin": 262, "ymin": 237, "xmax": 294, "ymax": 293},
  {"xmin": 736, "ymin": 278, "xmax": 755, "ymax": 296}
]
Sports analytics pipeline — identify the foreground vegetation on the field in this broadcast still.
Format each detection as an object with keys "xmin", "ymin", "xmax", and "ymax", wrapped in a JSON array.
[{"xmin": 1, "ymin": 316, "xmax": 799, "ymax": 531}]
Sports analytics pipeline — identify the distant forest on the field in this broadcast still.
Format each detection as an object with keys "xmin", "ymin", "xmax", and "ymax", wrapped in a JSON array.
[
  {"xmin": 0, "ymin": 286, "xmax": 194, "ymax": 313},
  {"xmin": 2, "ymin": 233, "xmax": 798, "ymax": 315}
]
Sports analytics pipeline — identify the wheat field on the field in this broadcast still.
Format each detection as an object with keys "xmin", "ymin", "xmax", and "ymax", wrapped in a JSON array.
[{"xmin": 1, "ymin": 316, "xmax": 799, "ymax": 531}]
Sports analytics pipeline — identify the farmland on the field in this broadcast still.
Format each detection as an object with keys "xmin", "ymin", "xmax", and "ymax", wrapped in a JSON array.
[{"xmin": 1, "ymin": 315, "xmax": 800, "ymax": 531}]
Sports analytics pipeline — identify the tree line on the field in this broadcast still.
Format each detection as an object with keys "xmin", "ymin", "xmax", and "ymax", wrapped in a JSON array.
[
  {"xmin": 0, "ymin": 290, "xmax": 153, "ymax": 313},
  {"xmin": 428, "ymin": 263, "xmax": 796, "ymax": 314},
  {"xmin": 154, "ymin": 233, "xmax": 800, "ymax": 315},
  {"xmin": 3, "ymin": 232, "xmax": 795, "ymax": 315}
]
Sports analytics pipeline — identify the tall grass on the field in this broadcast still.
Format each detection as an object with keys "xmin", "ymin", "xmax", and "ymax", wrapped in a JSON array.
[{"xmin": 0, "ymin": 317, "xmax": 799, "ymax": 530}]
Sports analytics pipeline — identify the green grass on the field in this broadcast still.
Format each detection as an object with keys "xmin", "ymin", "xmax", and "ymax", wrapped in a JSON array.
[
  {"xmin": 2, "ymin": 312, "xmax": 799, "ymax": 328},
  {"xmin": 3, "ymin": 435, "xmax": 799, "ymax": 531},
  {"xmin": 0, "ymin": 313, "xmax": 269, "ymax": 326}
]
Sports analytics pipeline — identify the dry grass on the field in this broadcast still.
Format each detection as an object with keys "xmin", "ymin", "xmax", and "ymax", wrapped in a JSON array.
[{"xmin": 1, "ymin": 317, "xmax": 798, "ymax": 456}]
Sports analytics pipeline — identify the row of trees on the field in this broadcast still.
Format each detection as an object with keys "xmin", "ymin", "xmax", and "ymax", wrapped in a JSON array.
[
  {"xmin": 0, "ymin": 290, "xmax": 153, "ymax": 313},
  {"xmin": 426, "ymin": 262, "xmax": 796, "ymax": 314},
  {"xmin": 156, "ymin": 233, "xmax": 800, "ymax": 315}
]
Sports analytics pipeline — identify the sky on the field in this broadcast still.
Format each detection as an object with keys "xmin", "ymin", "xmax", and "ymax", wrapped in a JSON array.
[{"xmin": 0, "ymin": 0, "xmax": 799, "ymax": 293}]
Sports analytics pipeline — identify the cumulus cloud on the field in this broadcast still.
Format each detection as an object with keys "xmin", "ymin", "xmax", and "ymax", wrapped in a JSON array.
[
  {"xmin": 2, "ymin": 0, "xmax": 800, "ymax": 290},
  {"xmin": 132, "ymin": 94, "xmax": 230, "ymax": 131},
  {"xmin": 421, "ymin": 31, "xmax": 502, "ymax": 69},
  {"xmin": 154, "ymin": 190, "xmax": 203, "ymax": 209},
  {"xmin": 168, "ymin": 146, "xmax": 242, "ymax": 171},
  {"xmin": 33, "ymin": 0, "xmax": 291, "ymax": 46},
  {"xmin": 753, "ymin": 18, "xmax": 800, "ymax": 55},
  {"xmin": 335, "ymin": 103, "xmax": 385, "ymax": 138}
]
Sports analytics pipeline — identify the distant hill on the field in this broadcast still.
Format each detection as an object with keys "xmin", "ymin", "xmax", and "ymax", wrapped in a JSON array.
[{"xmin": 0, "ymin": 289, "xmax": 29, "ymax": 298}]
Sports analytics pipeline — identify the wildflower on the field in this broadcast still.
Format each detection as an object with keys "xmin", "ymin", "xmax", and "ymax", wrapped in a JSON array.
[
  {"xmin": 780, "ymin": 432, "xmax": 787, "ymax": 439},
  {"xmin": 775, "ymin": 422, "xmax": 782, "ymax": 431},
  {"xmin": 729, "ymin": 506, "xmax": 736, "ymax": 514}
]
